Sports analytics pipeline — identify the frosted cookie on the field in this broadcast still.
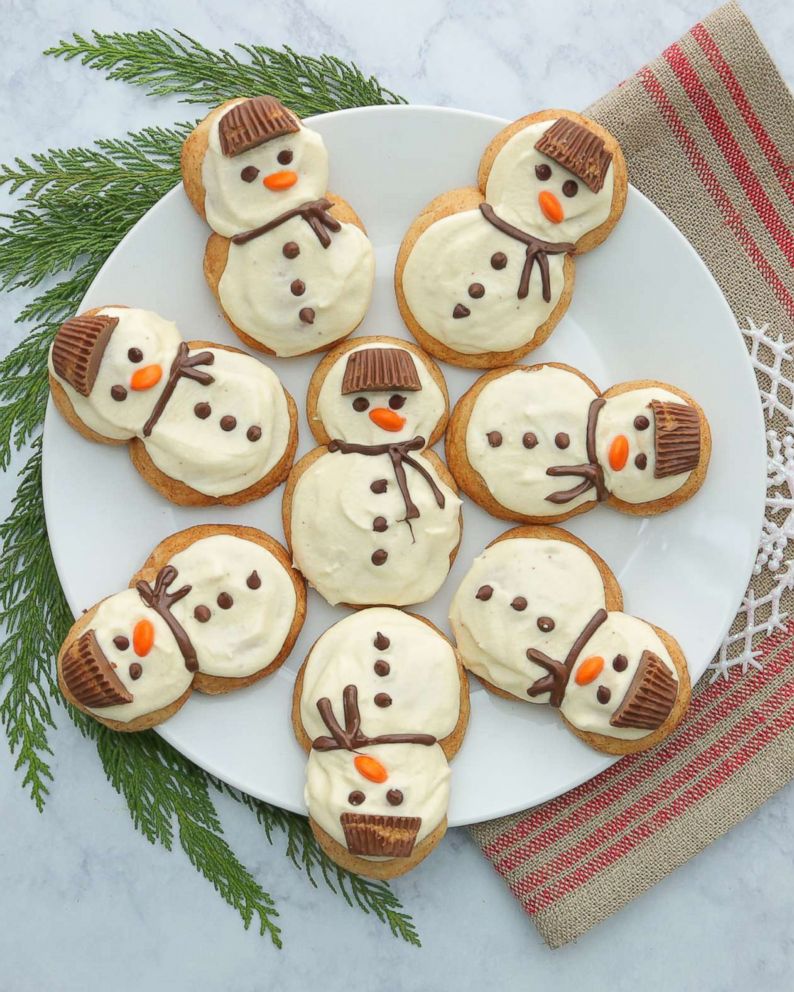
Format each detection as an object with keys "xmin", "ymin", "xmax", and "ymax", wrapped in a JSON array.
[
  {"xmin": 395, "ymin": 110, "xmax": 627, "ymax": 367},
  {"xmin": 292, "ymin": 607, "xmax": 469, "ymax": 878},
  {"xmin": 283, "ymin": 341, "xmax": 462, "ymax": 607},
  {"xmin": 449, "ymin": 526, "xmax": 690, "ymax": 755},
  {"xmin": 48, "ymin": 306, "xmax": 298, "ymax": 505},
  {"xmin": 181, "ymin": 95, "xmax": 375, "ymax": 357},
  {"xmin": 58, "ymin": 525, "xmax": 306, "ymax": 731},
  {"xmin": 446, "ymin": 363, "xmax": 710, "ymax": 524}
]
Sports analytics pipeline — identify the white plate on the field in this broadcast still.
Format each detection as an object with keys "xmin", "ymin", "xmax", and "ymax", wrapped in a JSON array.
[{"xmin": 42, "ymin": 105, "xmax": 766, "ymax": 825}]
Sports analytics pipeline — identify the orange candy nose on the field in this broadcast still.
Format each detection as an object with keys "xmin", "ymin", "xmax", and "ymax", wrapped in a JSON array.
[
  {"xmin": 263, "ymin": 170, "xmax": 298, "ymax": 190},
  {"xmin": 538, "ymin": 190, "xmax": 564, "ymax": 224},
  {"xmin": 369, "ymin": 408, "xmax": 406, "ymax": 432},
  {"xmin": 608, "ymin": 434, "xmax": 630, "ymax": 471},
  {"xmin": 132, "ymin": 618, "xmax": 155, "ymax": 657},
  {"xmin": 130, "ymin": 365, "xmax": 162, "ymax": 391},
  {"xmin": 575, "ymin": 655, "xmax": 605, "ymax": 685},
  {"xmin": 354, "ymin": 754, "xmax": 388, "ymax": 783}
]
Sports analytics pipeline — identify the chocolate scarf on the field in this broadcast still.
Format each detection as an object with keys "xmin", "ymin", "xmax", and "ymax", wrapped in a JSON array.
[
  {"xmin": 312, "ymin": 684, "xmax": 437, "ymax": 751},
  {"xmin": 526, "ymin": 608, "xmax": 608, "ymax": 706},
  {"xmin": 545, "ymin": 397, "xmax": 609, "ymax": 505},
  {"xmin": 142, "ymin": 342, "xmax": 215, "ymax": 438},
  {"xmin": 136, "ymin": 565, "xmax": 198, "ymax": 673},
  {"xmin": 479, "ymin": 202, "xmax": 574, "ymax": 302},
  {"xmin": 231, "ymin": 197, "xmax": 342, "ymax": 248}
]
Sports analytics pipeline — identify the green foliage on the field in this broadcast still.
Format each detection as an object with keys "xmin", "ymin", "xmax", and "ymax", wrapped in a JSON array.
[
  {"xmin": 46, "ymin": 29, "xmax": 406, "ymax": 113},
  {"xmin": 0, "ymin": 34, "xmax": 419, "ymax": 947}
]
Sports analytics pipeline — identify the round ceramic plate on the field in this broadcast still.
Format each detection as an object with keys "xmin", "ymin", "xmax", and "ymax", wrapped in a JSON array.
[{"xmin": 42, "ymin": 105, "xmax": 765, "ymax": 825}]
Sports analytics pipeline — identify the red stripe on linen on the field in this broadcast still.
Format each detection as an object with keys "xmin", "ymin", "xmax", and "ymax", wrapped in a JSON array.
[
  {"xmin": 690, "ymin": 22, "xmax": 794, "ymax": 207},
  {"xmin": 663, "ymin": 42, "xmax": 794, "ymax": 264}
]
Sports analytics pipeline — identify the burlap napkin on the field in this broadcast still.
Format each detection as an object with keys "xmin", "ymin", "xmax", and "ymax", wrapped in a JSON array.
[{"xmin": 469, "ymin": 0, "xmax": 794, "ymax": 948}]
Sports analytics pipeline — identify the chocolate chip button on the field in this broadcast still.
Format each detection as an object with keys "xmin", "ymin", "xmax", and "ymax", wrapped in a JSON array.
[
  {"xmin": 374, "ymin": 660, "xmax": 390, "ymax": 676},
  {"xmin": 283, "ymin": 242, "xmax": 300, "ymax": 259},
  {"xmin": 511, "ymin": 596, "xmax": 527, "ymax": 611},
  {"xmin": 110, "ymin": 385, "xmax": 127, "ymax": 402},
  {"xmin": 194, "ymin": 402, "xmax": 211, "ymax": 420},
  {"xmin": 247, "ymin": 426, "xmax": 262, "ymax": 442},
  {"xmin": 491, "ymin": 252, "xmax": 507, "ymax": 270},
  {"xmin": 555, "ymin": 432, "xmax": 570, "ymax": 449},
  {"xmin": 476, "ymin": 585, "xmax": 493, "ymax": 601},
  {"xmin": 370, "ymin": 479, "xmax": 388, "ymax": 494},
  {"xmin": 220, "ymin": 415, "xmax": 236, "ymax": 432},
  {"xmin": 373, "ymin": 516, "xmax": 388, "ymax": 532},
  {"xmin": 374, "ymin": 632, "xmax": 390, "ymax": 650},
  {"xmin": 290, "ymin": 279, "xmax": 305, "ymax": 296},
  {"xmin": 374, "ymin": 693, "xmax": 392, "ymax": 708},
  {"xmin": 453, "ymin": 303, "xmax": 470, "ymax": 318},
  {"xmin": 246, "ymin": 571, "xmax": 261, "ymax": 590},
  {"xmin": 299, "ymin": 307, "xmax": 315, "ymax": 324},
  {"xmin": 468, "ymin": 282, "xmax": 485, "ymax": 299},
  {"xmin": 194, "ymin": 605, "xmax": 211, "ymax": 623},
  {"xmin": 371, "ymin": 549, "xmax": 388, "ymax": 566},
  {"xmin": 523, "ymin": 432, "xmax": 538, "ymax": 449},
  {"xmin": 217, "ymin": 592, "xmax": 233, "ymax": 609},
  {"xmin": 487, "ymin": 431, "xmax": 502, "ymax": 448}
]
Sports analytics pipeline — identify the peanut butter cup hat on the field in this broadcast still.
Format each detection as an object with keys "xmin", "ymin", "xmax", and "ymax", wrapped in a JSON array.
[
  {"xmin": 51, "ymin": 313, "xmax": 119, "ymax": 396},
  {"xmin": 341, "ymin": 347, "xmax": 423, "ymax": 394},
  {"xmin": 340, "ymin": 812, "xmax": 422, "ymax": 858},
  {"xmin": 60, "ymin": 630, "xmax": 133, "ymax": 708},
  {"xmin": 651, "ymin": 400, "xmax": 701, "ymax": 478},
  {"xmin": 534, "ymin": 117, "xmax": 613, "ymax": 194},
  {"xmin": 218, "ymin": 95, "xmax": 301, "ymax": 157}
]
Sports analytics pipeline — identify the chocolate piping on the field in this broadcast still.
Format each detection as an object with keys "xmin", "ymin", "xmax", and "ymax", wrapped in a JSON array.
[
  {"xmin": 231, "ymin": 197, "xmax": 341, "ymax": 248},
  {"xmin": 545, "ymin": 396, "xmax": 608, "ymax": 504},
  {"xmin": 526, "ymin": 608, "xmax": 608, "ymax": 707},
  {"xmin": 135, "ymin": 566, "xmax": 198, "ymax": 673},
  {"xmin": 479, "ymin": 203, "xmax": 574, "ymax": 302},
  {"xmin": 142, "ymin": 343, "xmax": 215, "ymax": 438},
  {"xmin": 328, "ymin": 436, "xmax": 446, "ymax": 525},
  {"xmin": 312, "ymin": 685, "xmax": 437, "ymax": 751}
]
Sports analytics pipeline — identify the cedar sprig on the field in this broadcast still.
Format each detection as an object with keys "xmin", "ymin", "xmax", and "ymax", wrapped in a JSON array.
[
  {"xmin": 45, "ymin": 29, "xmax": 406, "ymax": 113},
  {"xmin": 0, "ymin": 35, "xmax": 420, "ymax": 946}
]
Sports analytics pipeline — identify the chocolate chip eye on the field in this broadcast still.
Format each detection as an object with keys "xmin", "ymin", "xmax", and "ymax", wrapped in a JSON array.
[
  {"xmin": 240, "ymin": 165, "xmax": 259, "ymax": 183},
  {"xmin": 535, "ymin": 163, "xmax": 552, "ymax": 181},
  {"xmin": 562, "ymin": 179, "xmax": 579, "ymax": 198},
  {"xmin": 389, "ymin": 395, "xmax": 406, "ymax": 410},
  {"xmin": 634, "ymin": 415, "xmax": 650, "ymax": 431},
  {"xmin": 386, "ymin": 789, "xmax": 403, "ymax": 806},
  {"xmin": 348, "ymin": 790, "xmax": 365, "ymax": 806},
  {"xmin": 277, "ymin": 149, "xmax": 293, "ymax": 165},
  {"xmin": 352, "ymin": 397, "xmax": 370, "ymax": 412},
  {"xmin": 128, "ymin": 348, "xmax": 143, "ymax": 363}
]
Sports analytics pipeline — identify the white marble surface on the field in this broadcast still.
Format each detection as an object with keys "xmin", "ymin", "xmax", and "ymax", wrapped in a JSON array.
[{"xmin": 1, "ymin": 1, "xmax": 794, "ymax": 988}]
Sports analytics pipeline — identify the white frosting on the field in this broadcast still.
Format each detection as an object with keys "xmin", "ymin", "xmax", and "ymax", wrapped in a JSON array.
[
  {"xmin": 49, "ymin": 307, "xmax": 181, "ymax": 441},
  {"xmin": 465, "ymin": 366, "xmax": 598, "ymax": 517},
  {"xmin": 401, "ymin": 210, "xmax": 566, "ymax": 355},
  {"xmin": 401, "ymin": 116, "xmax": 617, "ymax": 357},
  {"xmin": 305, "ymin": 743, "xmax": 450, "ymax": 855},
  {"xmin": 290, "ymin": 448, "xmax": 461, "ymax": 606},
  {"xmin": 449, "ymin": 536, "xmax": 607, "ymax": 702},
  {"xmin": 86, "ymin": 589, "xmax": 193, "ymax": 723},
  {"xmin": 313, "ymin": 342, "xmax": 446, "ymax": 445},
  {"xmin": 485, "ymin": 120, "xmax": 615, "ymax": 244},
  {"xmin": 596, "ymin": 387, "xmax": 695, "ymax": 504},
  {"xmin": 143, "ymin": 346, "xmax": 291, "ymax": 497},
  {"xmin": 167, "ymin": 534, "xmax": 297, "ymax": 679},
  {"xmin": 201, "ymin": 105, "xmax": 330, "ymax": 237},
  {"xmin": 217, "ymin": 219, "xmax": 375, "ymax": 357},
  {"xmin": 49, "ymin": 308, "xmax": 292, "ymax": 498},
  {"xmin": 299, "ymin": 607, "xmax": 460, "ymax": 743},
  {"xmin": 561, "ymin": 612, "xmax": 678, "ymax": 740}
]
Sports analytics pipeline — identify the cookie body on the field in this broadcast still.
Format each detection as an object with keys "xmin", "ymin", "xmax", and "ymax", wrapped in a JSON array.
[
  {"xmin": 449, "ymin": 526, "xmax": 690, "ymax": 754},
  {"xmin": 396, "ymin": 110, "xmax": 627, "ymax": 367},
  {"xmin": 182, "ymin": 95, "xmax": 375, "ymax": 357},
  {"xmin": 293, "ymin": 607, "xmax": 469, "ymax": 878},
  {"xmin": 57, "ymin": 525, "xmax": 305, "ymax": 730},
  {"xmin": 446, "ymin": 363, "xmax": 710, "ymax": 523},
  {"xmin": 48, "ymin": 307, "xmax": 297, "ymax": 505}
]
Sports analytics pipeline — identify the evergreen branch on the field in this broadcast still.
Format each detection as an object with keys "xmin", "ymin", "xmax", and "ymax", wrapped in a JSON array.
[
  {"xmin": 72, "ymin": 714, "xmax": 282, "ymax": 946},
  {"xmin": 0, "ymin": 440, "xmax": 71, "ymax": 810},
  {"xmin": 213, "ymin": 782, "xmax": 421, "ymax": 946},
  {"xmin": 45, "ymin": 30, "xmax": 406, "ymax": 112}
]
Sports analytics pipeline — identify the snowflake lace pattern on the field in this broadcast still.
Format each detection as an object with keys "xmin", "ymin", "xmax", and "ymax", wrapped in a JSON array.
[{"xmin": 708, "ymin": 319, "xmax": 794, "ymax": 682}]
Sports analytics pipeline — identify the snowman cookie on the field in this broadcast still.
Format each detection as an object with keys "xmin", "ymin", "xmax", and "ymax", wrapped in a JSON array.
[
  {"xmin": 292, "ymin": 607, "xmax": 469, "ymax": 878},
  {"xmin": 182, "ymin": 95, "xmax": 375, "ymax": 358},
  {"xmin": 395, "ymin": 110, "xmax": 627, "ymax": 367},
  {"xmin": 283, "ymin": 338, "xmax": 463, "ymax": 607},
  {"xmin": 58, "ymin": 525, "xmax": 306, "ymax": 732},
  {"xmin": 446, "ymin": 363, "xmax": 710, "ymax": 524},
  {"xmin": 48, "ymin": 306, "xmax": 298, "ymax": 505},
  {"xmin": 449, "ymin": 527, "xmax": 690, "ymax": 755}
]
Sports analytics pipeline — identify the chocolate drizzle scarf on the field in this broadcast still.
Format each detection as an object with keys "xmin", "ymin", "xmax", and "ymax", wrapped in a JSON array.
[
  {"xmin": 327, "ymin": 435, "xmax": 447, "ymax": 523},
  {"xmin": 135, "ymin": 565, "xmax": 198, "ymax": 672},
  {"xmin": 545, "ymin": 397, "xmax": 609, "ymax": 505},
  {"xmin": 142, "ymin": 342, "xmax": 215, "ymax": 438},
  {"xmin": 479, "ymin": 202, "xmax": 574, "ymax": 302},
  {"xmin": 526, "ymin": 608, "xmax": 608, "ymax": 705},
  {"xmin": 313, "ymin": 684, "xmax": 437, "ymax": 751},
  {"xmin": 231, "ymin": 197, "xmax": 342, "ymax": 248}
]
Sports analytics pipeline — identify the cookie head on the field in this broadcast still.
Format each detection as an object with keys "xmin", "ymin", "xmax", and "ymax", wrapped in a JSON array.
[
  {"xmin": 59, "ymin": 588, "xmax": 194, "ymax": 725},
  {"xmin": 560, "ymin": 612, "xmax": 681, "ymax": 742},
  {"xmin": 305, "ymin": 742, "xmax": 450, "ymax": 858},
  {"xmin": 485, "ymin": 115, "xmax": 617, "ymax": 244},
  {"xmin": 595, "ymin": 386, "xmax": 704, "ymax": 506},
  {"xmin": 202, "ymin": 95, "xmax": 329, "ymax": 235},
  {"xmin": 313, "ymin": 341, "xmax": 448, "ymax": 446}
]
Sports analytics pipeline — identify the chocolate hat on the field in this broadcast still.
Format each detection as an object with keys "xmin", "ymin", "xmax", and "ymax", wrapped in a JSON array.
[
  {"xmin": 651, "ymin": 400, "xmax": 701, "ymax": 478},
  {"xmin": 610, "ymin": 650, "xmax": 678, "ymax": 731},
  {"xmin": 340, "ymin": 812, "xmax": 422, "ymax": 858},
  {"xmin": 534, "ymin": 117, "xmax": 613, "ymax": 194},
  {"xmin": 51, "ymin": 314, "xmax": 118, "ymax": 396},
  {"xmin": 341, "ymin": 348, "xmax": 422, "ymax": 395},
  {"xmin": 218, "ymin": 95, "xmax": 300, "ymax": 157},
  {"xmin": 60, "ymin": 630, "xmax": 133, "ymax": 709}
]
